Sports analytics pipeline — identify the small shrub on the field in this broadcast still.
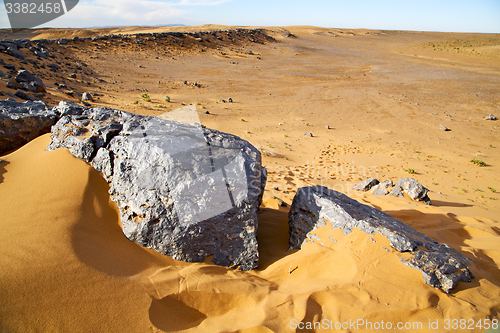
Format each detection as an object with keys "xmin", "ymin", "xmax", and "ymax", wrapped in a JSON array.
[
  {"xmin": 471, "ymin": 158, "xmax": 486, "ymax": 167},
  {"xmin": 132, "ymin": 100, "xmax": 139, "ymax": 105},
  {"xmin": 488, "ymin": 187, "xmax": 497, "ymax": 193},
  {"xmin": 404, "ymin": 168, "xmax": 416, "ymax": 174}
]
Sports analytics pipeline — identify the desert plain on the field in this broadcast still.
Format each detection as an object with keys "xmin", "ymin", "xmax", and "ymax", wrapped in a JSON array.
[{"xmin": 0, "ymin": 25, "xmax": 499, "ymax": 332}]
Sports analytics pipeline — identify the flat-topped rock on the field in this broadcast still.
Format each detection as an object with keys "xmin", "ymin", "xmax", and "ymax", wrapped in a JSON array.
[
  {"xmin": 288, "ymin": 186, "xmax": 473, "ymax": 293},
  {"xmin": 47, "ymin": 102, "xmax": 266, "ymax": 270},
  {"xmin": 0, "ymin": 100, "xmax": 56, "ymax": 155}
]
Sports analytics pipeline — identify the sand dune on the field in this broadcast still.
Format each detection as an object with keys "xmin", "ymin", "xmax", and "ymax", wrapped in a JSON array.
[{"xmin": 1, "ymin": 26, "xmax": 499, "ymax": 332}]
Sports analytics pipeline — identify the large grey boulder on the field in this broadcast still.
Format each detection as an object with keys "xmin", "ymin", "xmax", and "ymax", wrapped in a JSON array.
[
  {"xmin": 0, "ymin": 100, "xmax": 56, "ymax": 155},
  {"xmin": 47, "ymin": 102, "xmax": 266, "ymax": 270},
  {"xmin": 288, "ymin": 186, "xmax": 473, "ymax": 293}
]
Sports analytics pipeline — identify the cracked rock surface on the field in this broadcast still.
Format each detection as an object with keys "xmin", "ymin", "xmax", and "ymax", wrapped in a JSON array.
[
  {"xmin": 288, "ymin": 186, "xmax": 473, "ymax": 293},
  {"xmin": 47, "ymin": 102, "xmax": 266, "ymax": 270}
]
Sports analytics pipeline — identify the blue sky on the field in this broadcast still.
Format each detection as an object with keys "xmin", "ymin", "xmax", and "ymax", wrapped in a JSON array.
[{"xmin": 1, "ymin": 0, "xmax": 499, "ymax": 33}]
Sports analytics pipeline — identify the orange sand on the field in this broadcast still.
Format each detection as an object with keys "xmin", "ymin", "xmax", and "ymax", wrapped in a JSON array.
[{"xmin": 0, "ymin": 25, "xmax": 499, "ymax": 332}]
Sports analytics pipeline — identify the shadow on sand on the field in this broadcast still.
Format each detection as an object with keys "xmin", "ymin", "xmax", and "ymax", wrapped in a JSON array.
[{"xmin": 0, "ymin": 159, "xmax": 8, "ymax": 184}]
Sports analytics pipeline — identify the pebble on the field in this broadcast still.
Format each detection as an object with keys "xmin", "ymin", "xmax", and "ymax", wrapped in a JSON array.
[
  {"xmin": 304, "ymin": 132, "xmax": 313, "ymax": 137},
  {"xmin": 439, "ymin": 124, "xmax": 450, "ymax": 131},
  {"xmin": 485, "ymin": 114, "xmax": 497, "ymax": 120}
]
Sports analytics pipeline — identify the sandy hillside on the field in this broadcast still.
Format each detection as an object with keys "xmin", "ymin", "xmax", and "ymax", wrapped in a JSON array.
[{"xmin": 0, "ymin": 25, "xmax": 499, "ymax": 332}]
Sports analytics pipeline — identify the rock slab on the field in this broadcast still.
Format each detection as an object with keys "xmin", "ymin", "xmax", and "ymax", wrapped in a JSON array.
[
  {"xmin": 47, "ymin": 102, "xmax": 266, "ymax": 270},
  {"xmin": 288, "ymin": 186, "xmax": 473, "ymax": 293},
  {"xmin": 0, "ymin": 100, "xmax": 56, "ymax": 155}
]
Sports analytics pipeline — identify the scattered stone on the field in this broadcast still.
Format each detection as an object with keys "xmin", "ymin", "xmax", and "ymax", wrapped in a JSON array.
[
  {"xmin": 69, "ymin": 73, "xmax": 77, "ymax": 79},
  {"xmin": 0, "ymin": 100, "xmax": 56, "ymax": 155},
  {"xmin": 351, "ymin": 178, "xmax": 379, "ymax": 191},
  {"xmin": 14, "ymin": 90, "xmax": 35, "ymax": 101},
  {"xmin": 288, "ymin": 186, "xmax": 473, "ymax": 293},
  {"xmin": 227, "ymin": 98, "xmax": 233, "ymax": 103},
  {"xmin": 371, "ymin": 180, "xmax": 393, "ymax": 196},
  {"xmin": 3, "ymin": 63, "xmax": 16, "ymax": 71},
  {"xmin": 49, "ymin": 63, "xmax": 60, "ymax": 72},
  {"xmin": 388, "ymin": 184, "xmax": 404, "ymax": 198},
  {"xmin": 485, "ymin": 114, "xmax": 497, "ymax": 121},
  {"xmin": 6, "ymin": 80, "xmax": 21, "ymax": 90},
  {"xmin": 218, "ymin": 99, "xmax": 226, "ymax": 103},
  {"xmin": 303, "ymin": 132, "xmax": 313, "ymax": 137},
  {"xmin": 440, "ymin": 124, "xmax": 450, "ymax": 131},
  {"xmin": 14, "ymin": 70, "xmax": 45, "ymax": 93},
  {"xmin": 82, "ymin": 92, "xmax": 94, "ymax": 101},
  {"xmin": 397, "ymin": 178, "xmax": 431, "ymax": 205},
  {"xmin": 203, "ymin": 110, "xmax": 210, "ymax": 114},
  {"xmin": 81, "ymin": 101, "xmax": 91, "ymax": 107},
  {"xmin": 6, "ymin": 46, "xmax": 25, "ymax": 60},
  {"xmin": 46, "ymin": 102, "xmax": 266, "ymax": 270}
]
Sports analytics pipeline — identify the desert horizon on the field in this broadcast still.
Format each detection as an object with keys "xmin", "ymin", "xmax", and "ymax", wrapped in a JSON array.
[{"xmin": 1, "ymin": 23, "xmax": 499, "ymax": 332}]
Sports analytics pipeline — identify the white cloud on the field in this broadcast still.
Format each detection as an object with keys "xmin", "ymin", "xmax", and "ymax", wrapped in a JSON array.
[
  {"xmin": 176, "ymin": 0, "xmax": 232, "ymax": 5},
  {"xmin": 0, "ymin": 0, "xmax": 232, "ymax": 28}
]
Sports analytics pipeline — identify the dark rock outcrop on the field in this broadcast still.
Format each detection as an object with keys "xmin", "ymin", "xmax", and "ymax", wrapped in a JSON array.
[
  {"xmin": 46, "ymin": 102, "xmax": 266, "ymax": 270},
  {"xmin": 0, "ymin": 100, "xmax": 56, "ymax": 155},
  {"xmin": 288, "ymin": 186, "xmax": 473, "ymax": 293}
]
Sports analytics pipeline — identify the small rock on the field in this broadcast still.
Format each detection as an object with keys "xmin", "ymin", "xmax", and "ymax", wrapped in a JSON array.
[
  {"xmin": 3, "ymin": 64, "xmax": 16, "ymax": 71},
  {"xmin": 371, "ymin": 180, "xmax": 393, "ymax": 196},
  {"xmin": 326, "ymin": 125, "xmax": 330, "ymax": 129},
  {"xmin": 485, "ymin": 114, "xmax": 497, "ymax": 121},
  {"xmin": 396, "ymin": 178, "xmax": 431, "ymax": 205},
  {"xmin": 69, "ymin": 73, "xmax": 77, "ymax": 79},
  {"xmin": 82, "ymin": 101, "xmax": 91, "ymax": 107},
  {"xmin": 351, "ymin": 178, "xmax": 379, "ymax": 191},
  {"xmin": 82, "ymin": 92, "xmax": 94, "ymax": 101},
  {"xmin": 203, "ymin": 110, "xmax": 210, "ymax": 114},
  {"xmin": 440, "ymin": 124, "xmax": 450, "ymax": 131},
  {"xmin": 14, "ymin": 90, "xmax": 35, "ymax": 101},
  {"xmin": 303, "ymin": 132, "xmax": 313, "ymax": 137},
  {"xmin": 389, "ymin": 185, "xmax": 404, "ymax": 198},
  {"xmin": 227, "ymin": 98, "xmax": 233, "ymax": 103},
  {"xmin": 218, "ymin": 99, "xmax": 226, "ymax": 103},
  {"xmin": 6, "ymin": 47, "xmax": 25, "ymax": 60}
]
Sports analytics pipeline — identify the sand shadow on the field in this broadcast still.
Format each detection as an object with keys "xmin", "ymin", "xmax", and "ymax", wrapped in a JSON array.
[
  {"xmin": 431, "ymin": 200, "xmax": 473, "ymax": 208},
  {"xmin": 149, "ymin": 295, "xmax": 207, "ymax": 332},
  {"xmin": 0, "ymin": 159, "xmax": 8, "ymax": 184},
  {"xmin": 257, "ymin": 207, "xmax": 298, "ymax": 271},
  {"xmin": 298, "ymin": 296, "xmax": 323, "ymax": 333},
  {"xmin": 385, "ymin": 209, "xmax": 500, "ymax": 293},
  {"xmin": 71, "ymin": 166, "xmax": 172, "ymax": 277}
]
